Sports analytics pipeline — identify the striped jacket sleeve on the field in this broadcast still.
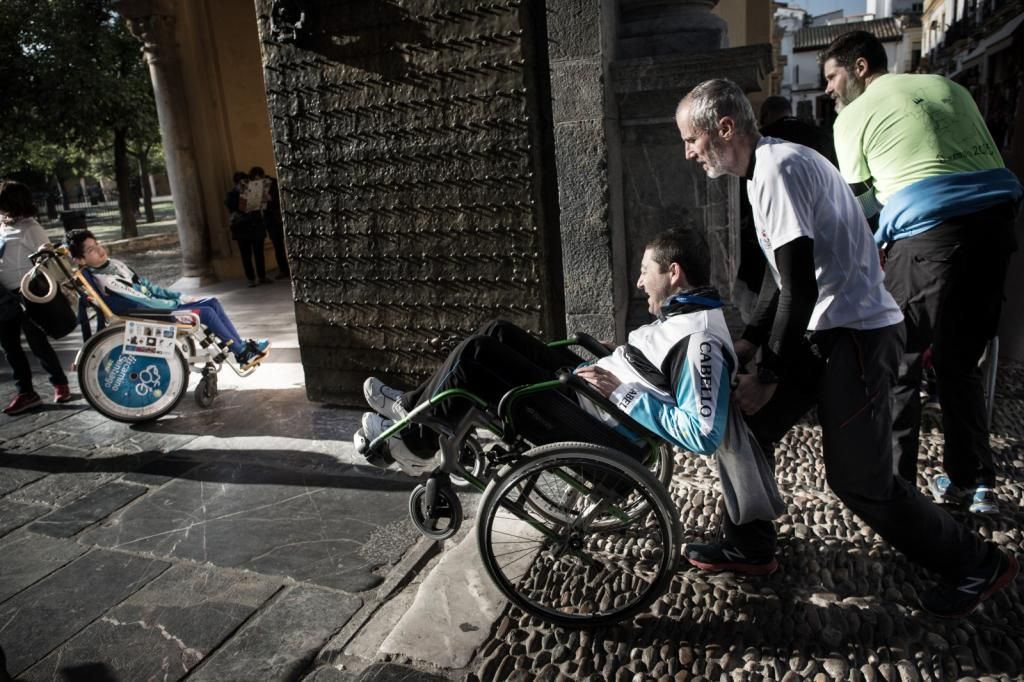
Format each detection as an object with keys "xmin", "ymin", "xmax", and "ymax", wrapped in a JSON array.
[{"xmin": 610, "ymin": 331, "xmax": 733, "ymax": 454}]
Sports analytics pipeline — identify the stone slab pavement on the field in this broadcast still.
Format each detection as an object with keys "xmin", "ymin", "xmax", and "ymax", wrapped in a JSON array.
[
  {"xmin": 4, "ymin": 267, "xmax": 1024, "ymax": 681},
  {"xmin": 0, "ymin": 275, "xmax": 490, "ymax": 681}
]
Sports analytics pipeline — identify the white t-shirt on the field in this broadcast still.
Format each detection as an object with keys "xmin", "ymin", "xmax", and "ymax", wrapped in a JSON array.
[
  {"xmin": 746, "ymin": 138, "xmax": 902, "ymax": 332},
  {"xmin": 0, "ymin": 217, "xmax": 50, "ymax": 291}
]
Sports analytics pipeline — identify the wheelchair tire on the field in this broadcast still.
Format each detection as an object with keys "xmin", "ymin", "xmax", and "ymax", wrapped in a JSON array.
[
  {"xmin": 476, "ymin": 442, "xmax": 681, "ymax": 628},
  {"xmin": 409, "ymin": 482, "xmax": 462, "ymax": 540},
  {"xmin": 194, "ymin": 373, "xmax": 218, "ymax": 409},
  {"xmin": 649, "ymin": 442, "xmax": 675, "ymax": 488},
  {"xmin": 78, "ymin": 326, "xmax": 190, "ymax": 423}
]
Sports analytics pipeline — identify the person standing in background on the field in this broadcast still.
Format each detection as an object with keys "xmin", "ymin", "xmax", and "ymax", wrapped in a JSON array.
[
  {"xmin": 225, "ymin": 171, "xmax": 271, "ymax": 288},
  {"xmin": 0, "ymin": 180, "xmax": 71, "ymax": 414},
  {"xmin": 249, "ymin": 166, "xmax": 290, "ymax": 280}
]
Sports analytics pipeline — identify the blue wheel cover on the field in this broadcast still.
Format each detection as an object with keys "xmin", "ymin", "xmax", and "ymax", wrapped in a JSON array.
[{"xmin": 98, "ymin": 346, "xmax": 172, "ymax": 409}]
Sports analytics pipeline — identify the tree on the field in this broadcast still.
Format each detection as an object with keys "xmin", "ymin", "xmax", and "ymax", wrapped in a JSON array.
[{"xmin": 0, "ymin": 0, "xmax": 161, "ymax": 237}]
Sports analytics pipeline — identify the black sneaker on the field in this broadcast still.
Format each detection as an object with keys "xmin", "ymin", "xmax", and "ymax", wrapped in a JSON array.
[
  {"xmin": 920, "ymin": 550, "xmax": 1019, "ymax": 618},
  {"xmin": 684, "ymin": 541, "xmax": 779, "ymax": 576}
]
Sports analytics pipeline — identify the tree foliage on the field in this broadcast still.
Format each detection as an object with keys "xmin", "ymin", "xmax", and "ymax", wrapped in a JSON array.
[{"xmin": 0, "ymin": 0, "xmax": 162, "ymax": 235}]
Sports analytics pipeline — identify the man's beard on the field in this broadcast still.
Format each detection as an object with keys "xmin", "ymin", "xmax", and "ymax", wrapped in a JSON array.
[
  {"xmin": 704, "ymin": 136, "xmax": 729, "ymax": 178},
  {"xmin": 837, "ymin": 75, "xmax": 866, "ymax": 109}
]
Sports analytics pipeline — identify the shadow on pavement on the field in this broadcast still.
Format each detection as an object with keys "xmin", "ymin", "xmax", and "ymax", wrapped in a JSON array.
[{"xmin": 0, "ymin": 449, "xmax": 421, "ymax": 493}]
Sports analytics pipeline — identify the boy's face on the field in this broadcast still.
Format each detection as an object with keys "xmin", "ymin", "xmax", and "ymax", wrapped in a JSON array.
[{"xmin": 78, "ymin": 238, "xmax": 109, "ymax": 268}]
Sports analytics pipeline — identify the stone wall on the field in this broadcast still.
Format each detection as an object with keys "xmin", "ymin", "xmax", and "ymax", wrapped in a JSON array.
[{"xmin": 256, "ymin": 0, "xmax": 564, "ymax": 404}]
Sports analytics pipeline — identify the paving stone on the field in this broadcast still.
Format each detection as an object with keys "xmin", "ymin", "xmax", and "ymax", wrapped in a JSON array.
[
  {"xmin": 0, "ymin": 427, "xmax": 75, "ymax": 454},
  {"xmin": 80, "ymin": 462, "xmax": 418, "ymax": 592},
  {"xmin": 29, "ymin": 481, "xmax": 148, "ymax": 538},
  {"xmin": 119, "ymin": 456, "xmax": 203, "ymax": 486},
  {"xmin": 304, "ymin": 666, "xmax": 359, "ymax": 681},
  {"xmin": 0, "ymin": 409, "xmax": 79, "ymax": 442},
  {"xmin": 187, "ymin": 585, "xmax": 362, "ymax": 682},
  {"xmin": 8, "ymin": 470, "xmax": 119, "ymax": 507},
  {"xmin": 0, "ymin": 531, "xmax": 87, "ymax": 602},
  {"xmin": 0, "ymin": 498, "xmax": 49, "ymax": 538},
  {"xmin": 0, "ymin": 549, "xmax": 169, "ymax": 676},
  {"xmin": 20, "ymin": 563, "xmax": 281, "ymax": 682},
  {"xmin": 379, "ymin": 520, "xmax": 506, "ymax": 669},
  {"xmin": 66, "ymin": 414, "xmax": 139, "ymax": 450},
  {"xmin": 354, "ymin": 663, "xmax": 451, "ymax": 681},
  {"xmin": 0, "ymin": 464, "xmax": 46, "ymax": 496}
]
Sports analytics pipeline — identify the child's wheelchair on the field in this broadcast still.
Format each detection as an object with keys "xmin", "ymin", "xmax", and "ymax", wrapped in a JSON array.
[
  {"xmin": 21, "ymin": 247, "xmax": 265, "ymax": 423},
  {"xmin": 357, "ymin": 335, "xmax": 684, "ymax": 628}
]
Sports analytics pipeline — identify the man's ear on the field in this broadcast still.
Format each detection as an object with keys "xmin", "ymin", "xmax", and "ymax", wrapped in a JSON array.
[
  {"xmin": 853, "ymin": 56, "xmax": 870, "ymax": 78},
  {"xmin": 669, "ymin": 261, "xmax": 685, "ymax": 286},
  {"xmin": 718, "ymin": 115, "xmax": 736, "ymax": 140}
]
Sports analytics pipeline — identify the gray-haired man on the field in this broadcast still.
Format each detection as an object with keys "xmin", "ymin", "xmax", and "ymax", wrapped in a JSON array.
[{"xmin": 673, "ymin": 78, "xmax": 1017, "ymax": 618}]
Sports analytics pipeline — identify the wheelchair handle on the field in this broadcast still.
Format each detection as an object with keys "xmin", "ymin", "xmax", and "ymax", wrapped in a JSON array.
[
  {"xmin": 556, "ymin": 370, "xmax": 654, "ymax": 440},
  {"xmin": 20, "ymin": 265, "xmax": 57, "ymax": 303},
  {"xmin": 572, "ymin": 332, "xmax": 613, "ymax": 359}
]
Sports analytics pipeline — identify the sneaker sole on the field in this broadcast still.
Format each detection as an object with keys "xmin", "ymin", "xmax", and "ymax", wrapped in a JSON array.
[
  {"xmin": 363, "ymin": 381, "xmax": 404, "ymax": 420},
  {"xmin": 686, "ymin": 557, "xmax": 779, "ymax": 576},
  {"xmin": 240, "ymin": 348, "xmax": 271, "ymax": 370},
  {"xmin": 55, "ymin": 395, "xmax": 73, "ymax": 404},
  {"xmin": 923, "ymin": 554, "xmax": 1020, "ymax": 619},
  {"xmin": 4, "ymin": 400, "xmax": 43, "ymax": 415}
]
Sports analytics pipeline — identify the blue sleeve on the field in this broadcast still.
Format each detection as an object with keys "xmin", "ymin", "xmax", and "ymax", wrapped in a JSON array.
[
  {"xmin": 618, "ymin": 332, "xmax": 732, "ymax": 454},
  {"xmin": 135, "ymin": 273, "xmax": 181, "ymax": 303}
]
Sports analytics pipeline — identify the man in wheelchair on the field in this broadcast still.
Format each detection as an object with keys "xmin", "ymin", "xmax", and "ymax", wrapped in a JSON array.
[
  {"xmin": 355, "ymin": 228, "xmax": 782, "ymax": 570},
  {"xmin": 66, "ymin": 229, "xmax": 271, "ymax": 368}
]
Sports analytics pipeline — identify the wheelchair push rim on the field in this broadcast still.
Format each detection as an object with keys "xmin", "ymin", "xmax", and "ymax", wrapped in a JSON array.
[
  {"xmin": 78, "ymin": 326, "xmax": 190, "ymax": 423},
  {"xmin": 476, "ymin": 442, "xmax": 681, "ymax": 628}
]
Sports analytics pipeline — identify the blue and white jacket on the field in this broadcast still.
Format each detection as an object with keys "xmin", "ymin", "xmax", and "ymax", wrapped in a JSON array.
[
  {"xmin": 582, "ymin": 288, "xmax": 737, "ymax": 455},
  {"xmin": 84, "ymin": 258, "xmax": 182, "ymax": 315}
]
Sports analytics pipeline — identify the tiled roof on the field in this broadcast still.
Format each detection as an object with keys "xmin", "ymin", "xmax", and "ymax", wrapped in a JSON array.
[{"xmin": 794, "ymin": 17, "xmax": 903, "ymax": 51}]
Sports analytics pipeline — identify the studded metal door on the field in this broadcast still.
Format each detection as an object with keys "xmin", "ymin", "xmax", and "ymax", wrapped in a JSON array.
[{"xmin": 255, "ymin": 0, "xmax": 564, "ymax": 404}]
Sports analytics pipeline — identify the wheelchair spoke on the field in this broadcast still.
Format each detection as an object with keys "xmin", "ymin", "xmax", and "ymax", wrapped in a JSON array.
[{"xmin": 478, "ymin": 446, "xmax": 680, "ymax": 626}]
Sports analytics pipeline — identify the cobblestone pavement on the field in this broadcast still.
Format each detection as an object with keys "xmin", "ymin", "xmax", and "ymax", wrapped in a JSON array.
[{"xmin": 462, "ymin": 368, "xmax": 1024, "ymax": 682}]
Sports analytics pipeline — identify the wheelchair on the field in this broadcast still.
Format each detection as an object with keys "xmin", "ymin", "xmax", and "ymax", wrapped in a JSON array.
[
  {"xmin": 357, "ymin": 334, "xmax": 683, "ymax": 628},
  {"xmin": 21, "ymin": 247, "xmax": 265, "ymax": 423}
]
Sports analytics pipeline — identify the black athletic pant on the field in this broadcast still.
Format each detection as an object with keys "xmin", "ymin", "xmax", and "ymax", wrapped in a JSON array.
[
  {"xmin": 885, "ymin": 202, "xmax": 1017, "ymax": 487},
  {"xmin": 0, "ymin": 302, "xmax": 68, "ymax": 395},
  {"xmin": 236, "ymin": 238, "xmax": 267, "ymax": 283},
  {"xmin": 724, "ymin": 323, "xmax": 997, "ymax": 582},
  {"xmin": 398, "ymin": 321, "xmax": 642, "ymax": 458},
  {"xmin": 265, "ymin": 218, "xmax": 290, "ymax": 276}
]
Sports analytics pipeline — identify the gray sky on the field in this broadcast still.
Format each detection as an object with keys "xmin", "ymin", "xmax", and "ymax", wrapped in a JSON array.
[{"xmin": 788, "ymin": 0, "xmax": 868, "ymax": 17}]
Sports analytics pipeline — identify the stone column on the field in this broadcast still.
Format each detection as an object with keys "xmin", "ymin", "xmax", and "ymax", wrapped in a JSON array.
[
  {"xmin": 547, "ymin": 1, "xmax": 622, "ymax": 341},
  {"xmin": 116, "ymin": 0, "xmax": 214, "ymax": 284},
  {"xmin": 618, "ymin": 0, "xmax": 728, "ymax": 58}
]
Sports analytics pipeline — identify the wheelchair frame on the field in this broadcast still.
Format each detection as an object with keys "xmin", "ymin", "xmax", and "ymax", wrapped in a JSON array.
[
  {"xmin": 356, "ymin": 335, "xmax": 683, "ymax": 627},
  {"xmin": 23, "ymin": 247, "xmax": 263, "ymax": 422}
]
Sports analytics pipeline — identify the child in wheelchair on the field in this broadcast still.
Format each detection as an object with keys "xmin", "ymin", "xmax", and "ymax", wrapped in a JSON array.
[
  {"xmin": 356, "ymin": 228, "xmax": 739, "ymax": 476},
  {"xmin": 66, "ymin": 229, "xmax": 271, "ymax": 369}
]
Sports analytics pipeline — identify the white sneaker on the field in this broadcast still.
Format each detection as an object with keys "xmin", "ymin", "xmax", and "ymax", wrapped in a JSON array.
[
  {"xmin": 363, "ymin": 377, "xmax": 407, "ymax": 420},
  {"xmin": 360, "ymin": 412, "xmax": 434, "ymax": 477}
]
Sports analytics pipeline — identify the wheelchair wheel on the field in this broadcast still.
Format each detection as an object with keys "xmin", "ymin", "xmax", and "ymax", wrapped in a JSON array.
[
  {"xmin": 194, "ymin": 373, "xmax": 218, "ymax": 408},
  {"xmin": 648, "ymin": 442, "xmax": 675, "ymax": 488},
  {"xmin": 78, "ymin": 326, "xmax": 189, "ymax": 423},
  {"xmin": 522, "ymin": 441, "xmax": 674, "ymax": 531},
  {"xmin": 448, "ymin": 436, "xmax": 488, "ymax": 488},
  {"xmin": 409, "ymin": 481, "xmax": 462, "ymax": 540},
  {"xmin": 476, "ymin": 442, "xmax": 681, "ymax": 628}
]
